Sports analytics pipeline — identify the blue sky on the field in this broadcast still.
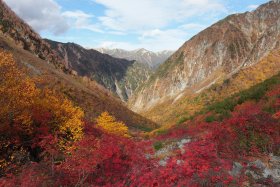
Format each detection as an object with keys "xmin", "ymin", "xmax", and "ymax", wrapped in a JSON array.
[{"xmin": 5, "ymin": 0, "xmax": 268, "ymax": 51}]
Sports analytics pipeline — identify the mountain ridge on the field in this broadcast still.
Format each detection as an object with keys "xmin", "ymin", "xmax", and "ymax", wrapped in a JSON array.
[{"xmin": 129, "ymin": 0, "xmax": 280, "ymax": 117}]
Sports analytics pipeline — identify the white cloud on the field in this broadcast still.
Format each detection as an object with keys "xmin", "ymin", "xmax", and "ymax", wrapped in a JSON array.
[
  {"xmin": 96, "ymin": 24, "xmax": 203, "ymax": 51},
  {"xmin": 138, "ymin": 28, "xmax": 189, "ymax": 51},
  {"xmin": 93, "ymin": 0, "xmax": 226, "ymax": 31},
  {"xmin": 91, "ymin": 0, "xmax": 226, "ymax": 50},
  {"xmin": 62, "ymin": 10, "xmax": 93, "ymax": 19},
  {"xmin": 247, "ymin": 4, "xmax": 259, "ymax": 11},
  {"xmin": 62, "ymin": 10, "xmax": 103, "ymax": 33},
  {"xmin": 4, "ymin": 0, "xmax": 69, "ymax": 35},
  {"xmin": 95, "ymin": 29, "xmax": 187, "ymax": 51}
]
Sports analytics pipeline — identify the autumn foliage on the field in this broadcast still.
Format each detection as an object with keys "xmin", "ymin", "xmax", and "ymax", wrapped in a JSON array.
[
  {"xmin": 96, "ymin": 111, "xmax": 130, "ymax": 137},
  {"xmin": 0, "ymin": 50, "xmax": 84, "ymax": 176},
  {"xmin": 0, "ymin": 49, "xmax": 279, "ymax": 186}
]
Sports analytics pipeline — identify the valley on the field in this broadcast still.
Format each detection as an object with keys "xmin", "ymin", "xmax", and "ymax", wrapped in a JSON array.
[{"xmin": 0, "ymin": 0, "xmax": 280, "ymax": 186}]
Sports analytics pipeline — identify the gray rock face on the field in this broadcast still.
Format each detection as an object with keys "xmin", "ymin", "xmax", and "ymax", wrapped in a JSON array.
[
  {"xmin": 154, "ymin": 138, "xmax": 191, "ymax": 166},
  {"xmin": 159, "ymin": 157, "xmax": 169, "ymax": 167},
  {"xmin": 246, "ymin": 155, "xmax": 280, "ymax": 184},
  {"xmin": 230, "ymin": 162, "xmax": 243, "ymax": 177},
  {"xmin": 129, "ymin": 0, "xmax": 280, "ymax": 112},
  {"xmin": 177, "ymin": 139, "xmax": 191, "ymax": 154}
]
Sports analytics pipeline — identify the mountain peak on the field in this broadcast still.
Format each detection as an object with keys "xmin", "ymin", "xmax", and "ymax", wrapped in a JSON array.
[
  {"xmin": 135, "ymin": 48, "xmax": 151, "ymax": 54},
  {"xmin": 137, "ymin": 48, "xmax": 149, "ymax": 52}
]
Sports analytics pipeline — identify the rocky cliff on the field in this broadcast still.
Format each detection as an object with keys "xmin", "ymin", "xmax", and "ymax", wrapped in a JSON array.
[{"xmin": 129, "ymin": 0, "xmax": 280, "ymax": 113}]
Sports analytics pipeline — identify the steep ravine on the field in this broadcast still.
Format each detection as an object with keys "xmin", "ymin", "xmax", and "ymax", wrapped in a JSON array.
[{"xmin": 46, "ymin": 40, "xmax": 153, "ymax": 101}]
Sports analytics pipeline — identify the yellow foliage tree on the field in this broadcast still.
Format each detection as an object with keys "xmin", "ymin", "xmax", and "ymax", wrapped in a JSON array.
[
  {"xmin": 0, "ymin": 50, "xmax": 38, "ymax": 129},
  {"xmin": 96, "ymin": 112, "xmax": 130, "ymax": 137},
  {"xmin": 37, "ymin": 89, "xmax": 85, "ymax": 143}
]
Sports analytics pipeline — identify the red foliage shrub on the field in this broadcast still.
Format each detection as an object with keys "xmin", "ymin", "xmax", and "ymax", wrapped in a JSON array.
[{"xmin": 1, "ymin": 84, "xmax": 280, "ymax": 186}]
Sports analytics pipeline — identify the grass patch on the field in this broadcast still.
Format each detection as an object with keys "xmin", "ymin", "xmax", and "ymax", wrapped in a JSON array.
[
  {"xmin": 177, "ymin": 116, "xmax": 189, "ymax": 125},
  {"xmin": 207, "ymin": 72, "xmax": 280, "ymax": 115},
  {"xmin": 134, "ymin": 125, "xmax": 154, "ymax": 132},
  {"xmin": 205, "ymin": 115, "xmax": 216, "ymax": 123},
  {"xmin": 153, "ymin": 141, "xmax": 164, "ymax": 151}
]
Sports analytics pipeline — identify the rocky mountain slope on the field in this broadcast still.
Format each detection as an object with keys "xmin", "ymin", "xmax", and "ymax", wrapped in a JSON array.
[
  {"xmin": 129, "ymin": 0, "xmax": 280, "ymax": 122},
  {"xmin": 0, "ymin": 0, "xmax": 65, "ymax": 70},
  {"xmin": 145, "ymin": 48, "xmax": 280, "ymax": 126},
  {"xmin": 46, "ymin": 40, "xmax": 153, "ymax": 101},
  {"xmin": 0, "ymin": 1, "xmax": 158, "ymax": 131},
  {"xmin": 97, "ymin": 48, "xmax": 173, "ymax": 69}
]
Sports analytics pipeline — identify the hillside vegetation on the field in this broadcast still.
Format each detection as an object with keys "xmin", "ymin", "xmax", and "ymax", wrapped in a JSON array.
[
  {"xmin": 1, "ymin": 49, "xmax": 279, "ymax": 186},
  {"xmin": 140, "ymin": 49, "xmax": 280, "ymax": 126},
  {"xmin": 0, "ymin": 0, "xmax": 280, "ymax": 186}
]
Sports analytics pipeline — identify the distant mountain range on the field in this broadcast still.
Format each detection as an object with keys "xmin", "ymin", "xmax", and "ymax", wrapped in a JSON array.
[{"xmin": 96, "ymin": 48, "xmax": 173, "ymax": 69}]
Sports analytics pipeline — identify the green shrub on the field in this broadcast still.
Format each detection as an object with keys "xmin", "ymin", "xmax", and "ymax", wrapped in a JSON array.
[
  {"xmin": 135, "ymin": 125, "xmax": 153, "ymax": 132},
  {"xmin": 205, "ymin": 115, "xmax": 216, "ymax": 123},
  {"xmin": 153, "ymin": 141, "xmax": 164, "ymax": 151}
]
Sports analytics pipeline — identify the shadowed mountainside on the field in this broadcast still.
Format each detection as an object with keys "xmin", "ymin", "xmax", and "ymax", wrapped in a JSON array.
[{"xmin": 46, "ymin": 40, "xmax": 153, "ymax": 101}]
